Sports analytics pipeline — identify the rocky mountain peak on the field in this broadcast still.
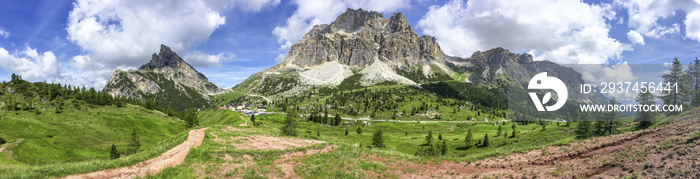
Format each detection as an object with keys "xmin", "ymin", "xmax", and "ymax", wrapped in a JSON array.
[
  {"xmin": 139, "ymin": 44, "xmax": 186, "ymax": 70},
  {"xmin": 387, "ymin": 12, "xmax": 412, "ymax": 33},
  {"xmin": 329, "ymin": 8, "xmax": 386, "ymax": 33},
  {"xmin": 103, "ymin": 44, "xmax": 222, "ymax": 110},
  {"xmin": 468, "ymin": 47, "xmax": 534, "ymax": 67}
]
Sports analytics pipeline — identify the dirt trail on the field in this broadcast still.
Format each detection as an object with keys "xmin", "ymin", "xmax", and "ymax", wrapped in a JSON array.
[
  {"xmin": 238, "ymin": 115, "xmax": 248, "ymax": 127},
  {"xmin": 63, "ymin": 128, "xmax": 208, "ymax": 179}
]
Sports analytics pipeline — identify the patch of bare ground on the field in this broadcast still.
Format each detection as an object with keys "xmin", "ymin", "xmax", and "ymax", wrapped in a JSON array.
[
  {"xmin": 229, "ymin": 135, "xmax": 325, "ymax": 150},
  {"xmin": 62, "ymin": 128, "xmax": 208, "ymax": 179},
  {"xmin": 273, "ymin": 145, "xmax": 338, "ymax": 178},
  {"xmin": 238, "ymin": 115, "xmax": 249, "ymax": 127},
  {"xmin": 194, "ymin": 127, "xmax": 335, "ymax": 179},
  {"xmin": 369, "ymin": 121, "xmax": 700, "ymax": 178},
  {"xmin": 0, "ymin": 139, "xmax": 23, "ymax": 159},
  {"xmin": 195, "ymin": 145, "xmax": 337, "ymax": 179}
]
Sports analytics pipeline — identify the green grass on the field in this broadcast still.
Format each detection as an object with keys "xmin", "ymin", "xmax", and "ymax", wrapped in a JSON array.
[
  {"xmin": 0, "ymin": 126, "xmax": 189, "ymax": 178},
  {"xmin": 0, "ymin": 102, "xmax": 190, "ymax": 178}
]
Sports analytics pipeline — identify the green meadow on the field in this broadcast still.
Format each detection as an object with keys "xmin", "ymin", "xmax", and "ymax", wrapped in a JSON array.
[{"xmin": 0, "ymin": 103, "xmax": 188, "ymax": 178}]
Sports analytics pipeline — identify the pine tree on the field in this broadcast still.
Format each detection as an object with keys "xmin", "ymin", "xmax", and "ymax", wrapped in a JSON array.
[
  {"xmin": 573, "ymin": 110, "xmax": 581, "ymax": 123},
  {"xmin": 372, "ymin": 130, "xmax": 384, "ymax": 148},
  {"xmin": 345, "ymin": 128, "xmax": 349, "ymax": 136},
  {"xmin": 54, "ymin": 99, "xmax": 63, "ymax": 114},
  {"xmin": 334, "ymin": 114, "xmax": 341, "ymax": 126},
  {"xmin": 110, "ymin": 144, "xmax": 120, "ymax": 159},
  {"xmin": 250, "ymin": 114, "xmax": 256, "ymax": 124},
  {"xmin": 635, "ymin": 84, "xmax": 655, "ymax": 130},
  {"xmin": 317, "ymin": 131, "xmax": 320, "ymax": 137},
  {"xmin": 660, "ymin": 58, "xmax": 689, "ymax": 115},
  {"xmin": 440, "ymin": 140, "xmax": 447, "ymax": 155},
  {"xmin": 593, "ymin": 117, "xmax": 606, "ymax": 136},
  {"xmin": 438, "ymin": 134, "xmax": 442, "ymax": 140},
  {"xmin": 496, "ymin": 125, "xmax": 502, "ymax": 137},
  {"xmin": 576, "ymin": 120, "xmax": 591, "ymax": 139},
  {"xmin": 606, "ymin": 98, "xmax": 620, "ymax": 135},
  {"xmin": 281, "ymin": 108, "xmax": 298, "ymax": 136},
  {"xmin": 425, "ymin": 131, "xmax": 433, "ymax": 146},
  {"xmin": 482, "ymin": 133, "xmax": 489, "ymax": 147},
  {"xmin": 690, "ymin": 58, "xmax": 700, "ymax": 106},
  {"xmin": 465, "ymin": 130, "xmax": 474, "ymax": 149},
  {"xmin": 129, "ymin": 128, "xmax": 141, "ymax": 154},
  {"xmin": 356, "ymin": 126, "xmax": 362, "ymax": 134}
]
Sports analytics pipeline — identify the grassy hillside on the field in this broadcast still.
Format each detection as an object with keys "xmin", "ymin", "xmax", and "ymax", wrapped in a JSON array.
[
  {"xmin": 147, "ymin": 107, "xmax": 650, "ymax": 178},
  {"xmin": 0, "ymin": 104, "xmax": 186, "ymax": 165},
  {"xmin": 0, "ymin": 75, "xmax": 191, "ymax": 178}
]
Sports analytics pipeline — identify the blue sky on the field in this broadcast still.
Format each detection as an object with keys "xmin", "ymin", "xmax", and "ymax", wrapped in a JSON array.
[{"xmin": 1, "ymin": 0, "xmax": 700, "ymax": 90}]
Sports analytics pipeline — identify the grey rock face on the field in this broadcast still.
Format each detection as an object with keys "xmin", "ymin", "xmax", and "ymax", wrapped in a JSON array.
[
  {"xmin": 104, "ymin": 44, "xmax": 221, "ymax": 101},
  {"xmin": 283, "ymin": 8, "xmax": 444, "ymax": 69}
]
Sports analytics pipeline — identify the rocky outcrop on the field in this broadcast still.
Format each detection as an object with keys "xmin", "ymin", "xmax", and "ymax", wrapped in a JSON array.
[
  {"xmin": 282, "ymin": 9, "xmax": 447, "ymax": 70},
  {"xmin": 103, "ymin": 44, "xmax": 221, "ymax": 110},
  {"xmin": 239, "ymin": 8, "xmax": 454, "ymax": 96}
]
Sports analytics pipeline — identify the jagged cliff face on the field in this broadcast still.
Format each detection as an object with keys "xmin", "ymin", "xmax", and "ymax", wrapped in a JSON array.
[
  {"xmin": 282, "ymin": 9, "xmax": 444, "ymax": 69},
  {"xmin": 232, "ymin": 8, "xmax": 605, "ymax": 104},
  {"xmin": 238, "ymin": 9, "xmax": 454, "ymax": 96},
  {"xmin": 103, "ymin": 44, "xmax": 221, "ymax": 110}
]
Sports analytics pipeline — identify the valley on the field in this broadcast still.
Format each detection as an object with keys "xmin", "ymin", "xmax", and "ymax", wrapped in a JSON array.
[{"xmin": 0, "ymin": 7, "xmax": 698, "ymax": 179}]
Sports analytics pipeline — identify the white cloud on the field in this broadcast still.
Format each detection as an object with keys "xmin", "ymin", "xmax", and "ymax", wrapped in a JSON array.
[
  {"xmin": 232, "ymin": 0, "xmax": 281, "ymax": 12},
  {"xmin": 274, "ymin": 53, "xmax": 286, "ymax": 62},
  {"xmin": 0, "ymin": 27, "xmax": 9, "ymax": 39},
  {"xmin": 0, "ymin": 46, "xmax": 61, "ymax": 82},
  {"xmin": 63, "ymin": 0, "xmax": 279, "ymax": 89},
  {"xmin": 272, "ymin": 0, "xmax": 410, "ymax": 49},
  {"xmin": 685, "ymin": 8, "xmax": 700, "ymax": 40},
  {"xmin": 627, "ymin": 30, "xmax": 645, "ymax": 45},
  {"xmin": 66, "ymin": 0, "xmax": 227, "ymax": 69},
  {"xmin": 418, "ymin": 0, "xmax": 631, "ymax": 64},
  {"xmin": 184, "ymin": 51, "xmax": 235, "ymax": 68},
  {"xmin": 616, "ymin": 0, "xmax": 700, "ymax": 39}
]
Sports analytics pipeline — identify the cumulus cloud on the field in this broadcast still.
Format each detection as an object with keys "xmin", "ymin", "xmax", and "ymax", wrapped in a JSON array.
[
  {"xmin": 0, "ymin": 46, "xmax": 61, "ymax": 81},
  {"xmin": 184, "ymin": 51, "xmax": 235, "ymax": 68},
  {"xmin": 0, "ymin": 27, "xmax": 9, "ymax": 39},
  {"xmin": 272, "ymin": 0, "xmax": 410, "ymax": 50},
  {"xmin": 627, "ymin": 30, "xmax": 645, "ymax": 45},
  {"xmin": 615, "ymin": 0, "xmax": 700, "ymax": 40},
  {"xmin": 66, "ymin": 0, "xmax": 227, "ymax": 69},
  {"xmin": 418, "ymin": 0, "xmax": 630, "ymax": 64},
  {"xmin": 63, "ymin": 0, "xmax": 279, "ymax": 89},
  {"xmin": 616, "ymin": 0, "xmax": 693, "ymax": 37}
]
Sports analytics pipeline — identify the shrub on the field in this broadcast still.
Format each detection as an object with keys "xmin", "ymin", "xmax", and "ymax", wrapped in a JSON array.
[{"xmin": 372, "ymin": 130, "xmax": 384, "ymax": 148}]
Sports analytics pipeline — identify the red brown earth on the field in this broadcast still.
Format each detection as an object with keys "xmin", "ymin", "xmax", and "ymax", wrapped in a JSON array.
[
  {"xmin": 365, "ymin": 121, "xmax": 700, "ymax": 178},
  {"xmin": 62, "ymin": 128, "xmax": 208, "ymax": 179}
]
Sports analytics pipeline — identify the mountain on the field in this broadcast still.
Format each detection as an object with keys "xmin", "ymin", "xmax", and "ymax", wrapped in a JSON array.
[
  {"xmin": 103, "ymin": 44, "xmax": 221, "ymax": 110},
  {"xmin": 448, "ymin": 47, "xmax": 607, "ymax": 104},
  {"xmin": 233, "ymin": 8, "xmax": 455, "ymax": 96},
  {"xmin": 232, "ymin": 8, "xmax": 606, "ymax": 106}
]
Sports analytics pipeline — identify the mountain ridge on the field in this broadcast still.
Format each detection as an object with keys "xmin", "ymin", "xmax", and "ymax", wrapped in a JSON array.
[{"xmin": 103, "ymin": 44, "xmax": 221, "ymax": 110}]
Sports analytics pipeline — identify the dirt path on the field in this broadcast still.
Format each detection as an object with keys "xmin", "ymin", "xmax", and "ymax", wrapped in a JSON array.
[
  {"xmin": 63, "ymin": 128, "xmax": 208, "ymax": 179},
  {"xmin": 238, "ymin": 115, "xmax": 248, "ymax": 127}
]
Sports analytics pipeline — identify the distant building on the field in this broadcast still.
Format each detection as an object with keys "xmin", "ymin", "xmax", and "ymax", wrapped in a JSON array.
[{"xmin": 257, "ymin": 107, "xmax": 267, "ymax": 112}]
